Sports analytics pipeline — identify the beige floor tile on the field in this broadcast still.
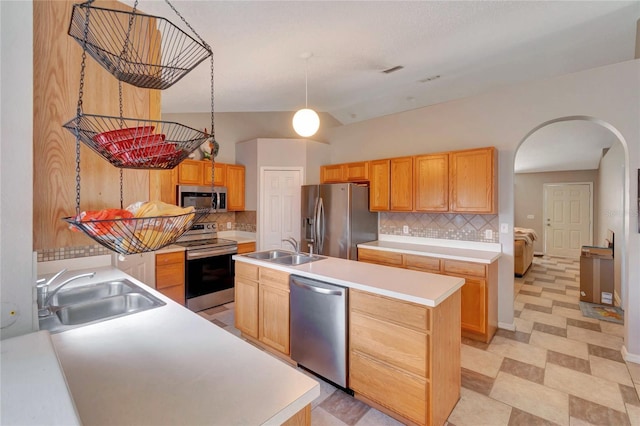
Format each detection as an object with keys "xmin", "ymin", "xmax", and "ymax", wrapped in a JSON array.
[
  {"xmin": 627, "ymin": 362, "xmax": 640, "ymax": 384},
  {"xmin": 567, "ymin": 326, "xmax": 624, "ymax": 351},
  {"xmin": 354, "ymin": 408, "xmax": 403, "ymax": 426},
  {"xmin": 514, "ymin": 317, "xmax": 534, "ymax": 334},
  {"xmin": 566, "ymin": 290, "xmax": 580, "ymax": 298},
  {"xmin": 311, "ymin": 406, "xmax": 349, "ymax": 426},
  {"xmin": 589, "ymin": 355, "xmax": 634, "ymax": 386},
  {"xmin": 628, "ymin": 403, "xmax": 640, "ymax": 426},
  {"xmin": 448, "ymin": 387, "xmax": 512, "ymax": 426},
  {"xmin": 544, "ymin": 363, "xmax": 626, "ymax": 412},
  {"xmin": 527, "ymin": 272, "xmax": 557, "ymax": 281},
  {"xmin": 599, "ymin": 321, "xmax": 625, "ymax": 338},
  {"xmin": 552, "ymin": 306, "xmax": 600, "ymax": 323},
  {"xmin": 530, "ymin": 330, "xmax": 589, "ymax": 360},
  {"xmin": 569, "ymin": 417, "xmax": 595, "ymax": 426},
  {"xmin": 514, "ymin": 301, "xmax": 525, "ymax": 311},
  {"xmin": 461, "ymin": 344, "xmax": 504, "ymax": 378},
  {"xmin": 490, "ymin": 371, "xmax": 569, "ymax": 426},
  {"xmin": 539, "ymin": 292, "xmax": 581, "ymax": 304},
  {"xmin": 487, "ymin": 335, "xmax": 547, "ymax": 368},
  {"xmin": 521, "ymin": 284, "xmax": 543, "ymax": 294},
  {"xmin": 211, "ymin": 309, "xmax": 235, "ymax": 326},
  {"xmin": 515, "ymin": 294, "xmax": 553, "ymax": 307},
  {"xmin": 520, "ymin": 309, "xmax": 568, "ymax": 328}
]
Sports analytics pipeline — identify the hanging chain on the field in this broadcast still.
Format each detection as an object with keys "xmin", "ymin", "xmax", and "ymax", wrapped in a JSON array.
[
  {"xmin": 120, "ymin": 169, "xmax": 124, "ymax": 210},
  {"xmin": 119, "ymin": 0, "xmax": 139, "ymax": 65},
  {"xmin": 73, "ymin": 3, "xmax": 93, "ymax": 218},
  {"xmin": 164, "ymin": 0, "xmax": 211, "ymax": 52},
  {"xmin": 118, "ymin": 80, "xmax": 125, "ymax": 209}
]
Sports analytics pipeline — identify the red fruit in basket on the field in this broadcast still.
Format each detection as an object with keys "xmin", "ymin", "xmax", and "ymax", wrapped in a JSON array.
[
  {"xmin": 72, "ymin": 208, "xmax": 134, "ymax": 236},
  {"xmin": 93, "ymin": 126, "xmax": 155, "ymax": 148}
]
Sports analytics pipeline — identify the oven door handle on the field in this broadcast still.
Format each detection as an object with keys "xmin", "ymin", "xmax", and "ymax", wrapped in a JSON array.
[{"xmin": 186, "ymin": 248, "xmax": 238, "ymax": 260}]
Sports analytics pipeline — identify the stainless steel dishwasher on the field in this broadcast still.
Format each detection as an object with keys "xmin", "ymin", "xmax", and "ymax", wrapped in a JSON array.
[{"xmin": 290, "ymin": 275, "xmax": 348, "ymax": 388}]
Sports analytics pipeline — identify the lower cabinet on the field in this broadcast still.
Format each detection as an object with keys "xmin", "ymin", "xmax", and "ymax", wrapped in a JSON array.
[
  {"xmin": 358, "ymin": 247, "xmax": 498, "ymax": 343},
  {"xmin": 237, "ymin": 241, "xmax": 256, "ymax": 254},
  {"xmin": 349, "ymin": 289, "xmax": 461, "ymax": 426},
  {"xmin": 234, "ymin": 262, "xmax": 290, "ymax": 355},
  {"xmin": 155, "ymin": 251, "xmax": 185, "ymax": 305}
]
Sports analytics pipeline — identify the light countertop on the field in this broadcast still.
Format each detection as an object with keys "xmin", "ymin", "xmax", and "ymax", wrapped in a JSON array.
[
  {"xmin": 218, "ymin": 231, "xmax": 256, "ymax": 244},
  {"xmin": 45, "ymin": 267, "xmax": 319, "ymax": 426},
  {"xmin": 234, "ymin": 254, "xmax": 464, "ymax": 308},
  {"xmin": 359, "ymin": 237, "xmax": 502, "ymax": 264},
  {"xmin": 1, "ymin": 331, "xmax": 80, "ymax": 426}
]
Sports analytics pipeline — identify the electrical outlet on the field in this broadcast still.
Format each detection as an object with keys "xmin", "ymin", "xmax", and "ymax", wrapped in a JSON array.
[
  {"xmin": 500, "ymin": 223, "xmax": 509, "ymax": 233},
  {"xmin": 484, "ymin": 229, "xmax": 493, "ymax": 239},
  {"xmin": 527, "ymin": 214, "xmax": 535, "ymax": 219},
  {"xmin": 402, "ymin": 225, "xmax": 409, "ymax": 235},
  {"xmin": 226, "ymin": 222, "xmax": 232, "ymax": 229}
]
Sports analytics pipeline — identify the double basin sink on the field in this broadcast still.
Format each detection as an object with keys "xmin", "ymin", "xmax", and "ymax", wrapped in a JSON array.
[
  {"xmin": 39, "ymin": 279, "xmax": 165, "ymax": 334},
  {"xmin": 244, "ymin": 250, "xmax": 325, "ymax": 265}
]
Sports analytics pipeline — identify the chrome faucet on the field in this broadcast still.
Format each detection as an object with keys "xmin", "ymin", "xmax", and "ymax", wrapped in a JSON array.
[
  {"xmin": 37, "ymin": 269, "xmax": 96, "ymax": 317},
  {"xmin": 282, "ymin": 237, "xmax": 300, "ymax": 253}
]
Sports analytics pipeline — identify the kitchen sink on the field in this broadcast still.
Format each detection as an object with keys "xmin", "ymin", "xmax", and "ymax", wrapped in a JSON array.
[
  {"xmin": 244, "ymin": 250, "xmax": 293, "ymax": 260},
  {"xmin": 271, "ymin": 254, "xmax": 324, "ymax": 265},
  {"xmin": 39, "ymin": 279, "xmax": 165, "ymax": 334}
]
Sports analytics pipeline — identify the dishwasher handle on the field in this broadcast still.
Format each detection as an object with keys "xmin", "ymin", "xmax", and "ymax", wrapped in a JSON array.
[{"xmin": 291, "ymin": 278, "xmax": 344, "ymax": 296}]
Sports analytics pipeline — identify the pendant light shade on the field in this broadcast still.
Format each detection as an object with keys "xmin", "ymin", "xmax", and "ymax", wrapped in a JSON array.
[{"xmin": 293, "ymin": 53, "xmax": 320, "ymax": 137}]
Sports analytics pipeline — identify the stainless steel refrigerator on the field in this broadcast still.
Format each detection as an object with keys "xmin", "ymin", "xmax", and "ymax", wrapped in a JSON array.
[{"xmin": 301, "ymin": 183, "xmax": 378, "ymax": 259}]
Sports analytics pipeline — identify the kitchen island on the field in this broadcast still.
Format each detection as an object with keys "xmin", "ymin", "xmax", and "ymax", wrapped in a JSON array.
[
  {"xmin": 46, "ymin": 267, "xmax": 319, "ymax": 426},
  {"xmin": 233, "ymin": 254, "xmax": 465, "ymax": 426}
]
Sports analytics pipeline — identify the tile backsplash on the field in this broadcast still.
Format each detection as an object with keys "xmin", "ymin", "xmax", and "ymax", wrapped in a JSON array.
[{"xmin": 379, "ymin": 212, "xmax": 499, "ymax": 243}]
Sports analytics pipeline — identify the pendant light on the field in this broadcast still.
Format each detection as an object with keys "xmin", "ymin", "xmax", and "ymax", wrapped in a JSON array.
[{"xmin": 292, "ymin": 53, "xmax": 320, "ymax": 137}]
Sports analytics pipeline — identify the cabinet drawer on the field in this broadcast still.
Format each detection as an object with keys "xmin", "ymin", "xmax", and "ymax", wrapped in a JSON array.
[
  {"xmin": 159, "ymin": 284, "xmax": 184, "ymax": 305},
  {"xmin": 350, "ymin": 351, "xmax": 427, "ymax": 425},
  {"xmin": 350, "ymin": 290, "xmax": 429, "ymax": 331},
  {"xmin": 443, "ymin": 260, "xmax": 486, "ymax": 277},
  {"xmin": 357, "ymin": 248, "xmax": 403, "ymax": 267},
  {"xmin": 156, "ymin": 262, "xmax": 184, "ymax": 289},
  {"xmin": 236, "ymin": 262, "xmax": 259, "ymax": 281},
  {"xmin": 351, "ymin": 311, "xmax": 428, "ymax": 377},
  {"xmin": 259, "ymin": 267, "xmax": 290, "ymax": 290},
  {"xmin": 156, "ymin": 251, "xmax": 184, "ymax": 266},
  {"xmin": 404, "ymin": 254, "xmax": 441, "ymax": 273},
  {"xmin": 237, "ymin": 242, "xmax": 256, "ymax": 254}
]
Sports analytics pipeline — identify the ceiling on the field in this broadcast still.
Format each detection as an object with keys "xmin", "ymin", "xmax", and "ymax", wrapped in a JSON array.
[{"xmin": 127, "ymin": 1, "xmax": 637, "ymax": 172}]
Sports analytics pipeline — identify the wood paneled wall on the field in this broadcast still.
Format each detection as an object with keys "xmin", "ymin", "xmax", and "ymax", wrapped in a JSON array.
[{"xmin": 33, "ymin": 0, "xmax": 160, "ymax": 250}]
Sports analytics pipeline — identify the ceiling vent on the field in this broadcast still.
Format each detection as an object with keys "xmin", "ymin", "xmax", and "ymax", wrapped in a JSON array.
[
  {"xmin": 418, "ymin": 75, "xmax": 441, "ymax": 83},
  {"xmin": 382, "ymin": 65, "xmax": 404, "ymax": 74}
]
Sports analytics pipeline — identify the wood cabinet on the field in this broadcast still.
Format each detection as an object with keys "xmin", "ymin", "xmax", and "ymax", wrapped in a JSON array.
[
  {"xmin": 178, "ymin": 159, "xmax": 225, "ymax": 186},
  {"xmin": 320, "ymin": 161, "xmax": 369, "ymax": 183},
  {"xmin": 234, "ymin": 263, "xmax": 290, "ymax": 355},
  {"xmin": 155, "ymin": 251, "xmax": 185, "ymax": 305},
  {"xmin": 349, "ymin": 289, "xmax": 460, "ymax": 426},
  {"xmin": 368, "ymin": 160, "xmax": 390, "ymax": 211},
  {"xmin": 358, "ymin": 247, "xmax": 498, "ymax": 343},
  {"xmin": 390, "ymin": 157, "xmax": 414, "ymax": 211},
  {"xmin": 225, "ymin": 164, "xmax": 246, "ymax": 211},
  {"xmin": 203, "ymin": 162, "xmax": 226, "ymax": 186},
  {"xmin": 237, "ymin": 241, "xmax": 256, "ymax": 254},
  {"xmin": 414, "ymin": 153, "xmax": 449, "ymax": 212},
  {"xmin": 449, "ymin": 147, "xmax": 497, "ymax": 213}
]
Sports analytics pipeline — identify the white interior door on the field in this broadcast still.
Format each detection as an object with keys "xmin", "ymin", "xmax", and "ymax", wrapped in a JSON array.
[
  {"xmin": 260, "ymin": 169, "xmax": 303, "ymax": 251},
  {"xmin": 543, "ymin": 183, "xmax": 592, "ymax": 258}
]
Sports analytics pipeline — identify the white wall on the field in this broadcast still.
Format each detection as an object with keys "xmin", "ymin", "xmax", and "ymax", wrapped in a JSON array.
[
  {"xmin": 1, "ymin": 0, "xmax": 35, "ymax": 339},
  {"xmin": 597, "ymin": 143, "xmax": 625, "ymax": 304},
  {"xmin": 326, "ymin": 60, "xmax": 640, "ymax": 359}
]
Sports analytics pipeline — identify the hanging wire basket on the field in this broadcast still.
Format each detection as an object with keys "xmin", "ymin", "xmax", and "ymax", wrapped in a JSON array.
[
  {"xmin": 62, "ymin": 114, "xmax": 210, "ymax": 169},
  {"xmin": 68, "ymin": 3, "xmax": 212, "ymax": 90},
  {"xmin": 63, "ymin": 208, "xmax": 210, "ymax": 255}
]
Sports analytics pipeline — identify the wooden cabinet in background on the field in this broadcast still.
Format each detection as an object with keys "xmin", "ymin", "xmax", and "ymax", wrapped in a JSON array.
[
  {"xmin": 390, "ymin": 157, "xmax": 414, "ymax": 211},
  {"xmin": 357, "ymin": 247, "xmax": 498, "ymax": 343},
  {"xmin": 237, "ymin": 241, "xmax": 256, "ymax": 254},
  {"xmin": 234, "ymin": 263, "xmax": 290, "ymax": 356},
  {"xmin": 203, "ymin": 162, "xmax": 226, "ymax": 187},
  {"xmin": 225, "ymin": 164, "xmax": 245, "ymax": 211},
  {"xmin": 414, "ymin": 153, "xmax": 449, "ymax": 212},
  {"xmin": 178, "ymin": 159, "xmax": 226, "ymax": 186},
  {"xmin": 320, "ymin": 161, "xmax": 370, "ymax": 183},
  {"xmin": 368, "ymin": 159, "xmax": 390, "ymax": 211},
  {"xmin": 155, "ymin": 251, "xmax": 185, "ymax": 305},
  {"xmin": 320, "ymin": 164, "xmax": 345, "ymax": 183},
  {"xmin": 449, "ymin": 147, "xmax": 496, "ymax": 214}
]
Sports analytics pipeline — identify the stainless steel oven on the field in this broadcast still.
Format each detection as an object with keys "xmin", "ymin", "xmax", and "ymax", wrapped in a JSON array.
[
  {"xmin": 176, "ymin": 221, "xmax": 237, "ymax": 312},
  {"xmin": 177, "ymin": 185, "xmax": 227, "ymax": 212}
]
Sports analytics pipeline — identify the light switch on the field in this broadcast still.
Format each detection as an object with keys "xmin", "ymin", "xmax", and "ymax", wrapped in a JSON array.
[
  {"xmin": 500, "ymin": 223, "xmax": 509, "ymax": 233},
  {"xmin": 484, "ymin": 229, "xmax": 493, "ymax": 239},
  {"xmin": 402, "ymin": 225, "xmax": 409, "ymax": 235}
]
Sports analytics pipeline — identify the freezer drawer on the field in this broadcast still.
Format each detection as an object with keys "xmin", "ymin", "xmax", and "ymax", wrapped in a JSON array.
[{"xmin": 579, "ymin": 246, "xmax": 614, "ymax": 305}]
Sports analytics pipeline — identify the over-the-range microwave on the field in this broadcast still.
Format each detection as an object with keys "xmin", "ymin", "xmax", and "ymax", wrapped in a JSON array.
[{"xmin": 177, "ymin": 185, "xmax": 227, "ymax": 212}]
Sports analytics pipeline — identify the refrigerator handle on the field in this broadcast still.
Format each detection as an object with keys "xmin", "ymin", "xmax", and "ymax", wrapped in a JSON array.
[{"xmin": 317, "ymin": 197, "xmax": 325, "ymax": 253}]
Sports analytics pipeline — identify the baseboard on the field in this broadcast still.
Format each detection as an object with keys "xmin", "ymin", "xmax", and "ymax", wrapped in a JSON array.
[
  {"xmin": 622, "ymin": 346, "xmax": 640, "ymax": 364},
  {"xmin": 498, "ymin": 321, "xmax": 516, "ymax": 331}
]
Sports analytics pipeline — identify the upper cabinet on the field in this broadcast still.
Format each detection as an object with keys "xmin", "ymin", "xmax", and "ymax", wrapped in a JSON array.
[
  {"xmin": 449, "ymin": 147, "xmax": 497, "ymax": 214},
  {"xmin": 226, "ymin": 164, "xmax": 246, "ymax": 212},
  {"xmin": 321, "ymin": 146, "xmax": 497, "ymax": 214},
  {"xmin": 176, "ymin": 159, "xmax": 245, "ymax": 210}
]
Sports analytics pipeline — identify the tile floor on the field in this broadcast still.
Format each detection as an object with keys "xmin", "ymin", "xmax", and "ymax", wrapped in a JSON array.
[{"xmin": 199, "ymin": 256, "xmax": 640, "ymax": 425}]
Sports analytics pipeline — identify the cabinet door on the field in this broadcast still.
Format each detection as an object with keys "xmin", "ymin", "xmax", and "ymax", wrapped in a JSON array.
[
  {"xmin": 458, "ymin": 277, "xmax": 487, "ymax": 335},
  {"xmin": 369, "ymin": 159, "xmax": 390, "ymax": 211},
  {"xmin": 344, "ymin": 161, "xmax": 369, "ymax": 181},
  {"xmin": 226, "ymin": 164, "xmax": 245, "ymax": 211},
  {"xmin": 259, "ymin": 283, "xmax": 290, "ymax": 354},
  {"xmin": 178, "ymin": 159, "xmax": 204, "ymax": 185},
  {"xmin": 320, "ymin": 164, "xmax": 345, "ymax": 183},
  {"xmin": 414, "ymin": 153, "xmax": 448, "ymax": 212},
  {"xmin": 237, "ymin": 242, "xmax": 256, "ymax": 254},
  {"xmin": 203, "ymin": 162, "xmax": 226, "ymax": 187},
  {"xmin": 234, "ymin": 278, "xmax": 259, "ymax": 338},
  {"xmin": 449, "ymin": 147, "xmax": 496, "ymax": 213},
  {"xmin": 390, "ymin": 157, "xmax": 414, "ymax": 211},
  {"xmin": 357, "ymin": 248, "xmax": 403, "ymax": 267}
]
